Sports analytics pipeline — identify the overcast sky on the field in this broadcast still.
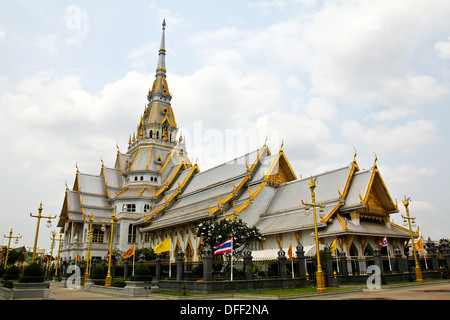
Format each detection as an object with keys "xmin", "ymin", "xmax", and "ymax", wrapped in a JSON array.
[{"xmin": 1, "ymin": 0, "xmax": 449, "ymax": 253}]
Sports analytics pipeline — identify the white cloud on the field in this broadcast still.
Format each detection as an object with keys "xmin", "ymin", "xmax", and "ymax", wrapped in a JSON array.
[
  {"xmin": 379, "ymin": 74, "xmax": 448, "ymax": 107},
  {"xmin": 0, "ymin": 25, "xmax": 5, "ymax": 42},
  {"xmin": 435, "ymin": 37, "xmax": 450, "ymax": 60},
  {"xmin": 127, "ymin": 42, "xmax": 158, "ymax": 69},
  {"xmin": 148, "ymin": 2, "xmax": 185, "ymax": 28},
  {"xmin": 304, "ymin": 97, "xmax": 337, "ymax": 121},
  {"xmin": 170, "ymin": 64, "xmax": 280, "ymax": 131},
  {"xmin": 381, "ymin": 164, "xmax": 438, "ymax": 195},
  {"xmin": 341, "ymin": 119, "xmax": 438, "ymax": 154},
  {"xmin": 32, "ymin": 34, "xmax": 59, "ymax": 56}
]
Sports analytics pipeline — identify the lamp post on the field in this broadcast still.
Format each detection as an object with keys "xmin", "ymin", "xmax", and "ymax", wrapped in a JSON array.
[
  {"xmin": 3, "ymin": 228, "xmax": 22, "ymax": 268},
  {"xmin": 401, "ymin": 196, "xmax": 423, "ymax": 283},
  {"xmin": 54, "ymin": 234, "xmax": 63, "ymax": 277},
  {"xmin": 301, "ymin": 176, "xmax": 326, "ymax": 293},
  {"xmin": 84, "ymin": 214, "xmax": 95, "ymax": 283},
  {"xmin": 30, "ymin": 203, "xmax": 57, "ymax": 263},
  {"xmin": 99, "ymin": 211, "xmax": 120, "ymax": 287},
  {"xmin": 48, "ymin": 231, "xmax": 57, "ymax": 274}
]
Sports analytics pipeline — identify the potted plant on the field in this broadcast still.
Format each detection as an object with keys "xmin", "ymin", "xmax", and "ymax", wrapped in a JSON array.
[
  {"xmin": 20, "ymin": 262, "xmax": 45, "ymax": 283},
  {"xmin": 124, "ymin": 262, "xmax": 153, "ymax": 296},
  {"xmin": 11, "ymin": 263, "xmax": 50, "ymax": 299}
]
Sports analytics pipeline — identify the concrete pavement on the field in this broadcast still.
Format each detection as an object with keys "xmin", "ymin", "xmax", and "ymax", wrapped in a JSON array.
[{"xmin": 5, "ymin": 279, "xmax": 448, "ymax": 300}]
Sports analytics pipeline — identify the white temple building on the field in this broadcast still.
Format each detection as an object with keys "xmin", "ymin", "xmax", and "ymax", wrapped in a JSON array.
[{"xmin": 57, "ymin": 21, "xmax": 414, "ymax": 263}]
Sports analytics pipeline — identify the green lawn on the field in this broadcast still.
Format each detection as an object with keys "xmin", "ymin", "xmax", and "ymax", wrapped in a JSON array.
[{"xmin": 155, "ymin": 286, "xmax": 351, "ymax": 297}]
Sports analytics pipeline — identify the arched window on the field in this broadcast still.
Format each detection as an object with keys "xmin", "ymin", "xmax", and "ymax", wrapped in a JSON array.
[
  {"xmin": 185, "ymin": 241, "xmax": 194, "ymax": 262},
  {"xmin": 140, "ymin": 176, "xmax": 144, "ymax": 181},
  {"xmin": 150, "ymin": 130, "xmax": 153, "ymax": 138},
  {"xmin": 364, "ymin": 243, "xmax": 374, "ymax": 256},
  {"xmin": 134, "ymin": 176, "xmax": 138, "ymax": 181},
  {"xmin": 349, "ymin": 243, "xmax": 359, "ymax": 256},
  {"xmin": 156, "ymin": 131, "xmax": 159, "ymax": 139},
  {"xmin": 150, "ymin": 177, "xmax": 154, "ymax": 181},
  {"xmin": 173, "ymin": 242, "xmax": 181, "ymax": 260}
]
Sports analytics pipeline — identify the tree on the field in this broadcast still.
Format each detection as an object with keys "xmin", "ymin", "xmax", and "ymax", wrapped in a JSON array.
[
  {"xmin": 135, "ymin": 248, "xmax": 156, "ymax": 261},
  {"xmin": 196, "ymin": 218, "xmax": 263, "ymax": 257}
]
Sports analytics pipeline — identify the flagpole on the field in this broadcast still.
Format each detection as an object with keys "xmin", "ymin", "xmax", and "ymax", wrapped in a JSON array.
[
  {"xmin": 291, "ymin": 259, "xmax": 294, "ymax": 279},
  {"xmin": 334, "ymin": 238, "xmax": 339, "ymax": 273},
  {"xmin": 386, "ymin": 237, "xmax": 392, "ymax": 271},
  {"xmin": 132, "ymin": 250, "xmax": 135, "ymax": 276},
  {"xmin": 169, "ymin": 242, "xmax": 172, "ymax": 278},
  {"xmin": 230, "ymin": 237, "xmax": 233, "ymax": 282}
]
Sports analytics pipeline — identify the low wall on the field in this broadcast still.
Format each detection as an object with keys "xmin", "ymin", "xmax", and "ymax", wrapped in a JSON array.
[
  {"xmin": 337, "ymin": 270, "xmax": 442, "ymax": 285},
  {"xmin": 158, "ymin": 277, "xmax": 311, "ymax": 294}
]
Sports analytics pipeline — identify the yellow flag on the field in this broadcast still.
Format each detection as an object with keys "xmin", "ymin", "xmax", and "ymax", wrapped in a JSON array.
[
  {"xmin": 330, "ymin": 240, "xmax": 336, "ymax": 255},
  {"xmin": 154, "ymin": 239, "xmax": 171, "ymax": 253},
  {"xmin": 287, "ymin": 242, "xmax": 293, "ymax": 261},
  {"xmin": 85, "ymin": 252, "xmax": 91, "ymax": 260},
  {"xmin": 415, "ymin": 233, "xmax": 423, "ymax": 252},
  {"xmin": 123, "ymin": 245, "xmax": 135, "ymax": 259},
  {"xmin": 76, "ymin": 253, "xmax": 81, "ymax": 261}
]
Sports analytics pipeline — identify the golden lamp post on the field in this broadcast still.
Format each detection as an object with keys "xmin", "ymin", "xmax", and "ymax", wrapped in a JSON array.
[
  {"xmin": 99, "ymin": 211, "xmax": 120, "ymax": 287},
  {"xmin": 48, "ymin": 231, "xmax": 57, "ymax": 273},
  {"xmin": 302, "ymin": 176, "xmax": 326, "ymax": 293},
  {"xmin": 84, "ymin": 214, "xmax": 95, "ymax": 283},
  {"xmin": 54, "ymin": 234, "xmax": 63, "ymax": 277},
  {"xmin": 3, "ymin": 228, "xmax": 22, "ymax": 268},
  {"xmin": 30, "ymin": 203, "xmax": 57, "ymax": 263},
  {"xmin": 401, "ymin": 196, "xmax": 423, "ymax": 283}
]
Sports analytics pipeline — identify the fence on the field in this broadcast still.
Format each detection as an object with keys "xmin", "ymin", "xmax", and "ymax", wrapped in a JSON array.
[{"xmin": 48, "ymin": 242, "xmax": 450, "ymax": 293}]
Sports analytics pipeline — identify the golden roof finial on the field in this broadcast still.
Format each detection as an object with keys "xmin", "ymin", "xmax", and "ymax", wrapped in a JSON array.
[{"xmin": 353, "ymin": 147, "xmax": 357, "ymax": 161}]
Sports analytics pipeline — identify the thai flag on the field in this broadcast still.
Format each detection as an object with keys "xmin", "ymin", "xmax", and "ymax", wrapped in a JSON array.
[
  {"xmin": 380, "ymin": 236, "xmax": 388, "ymax": 247},
  {"xmin": 214, "ymin": 238, "xmax": 232, "ymax": 255}
]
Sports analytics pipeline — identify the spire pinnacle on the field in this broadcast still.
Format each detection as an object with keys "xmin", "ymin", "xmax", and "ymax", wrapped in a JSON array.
[{"xmin": 156, "ymin": 19, "xmax": 166, "ymax": 79}]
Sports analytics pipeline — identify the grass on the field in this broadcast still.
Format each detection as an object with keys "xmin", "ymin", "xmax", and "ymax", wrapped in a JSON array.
[
  {"xmin": 155, "ymin": 286, "xmax": 352, "ymax": 297},
  {"xmin": 153, "ymin": 278, "xmax": 449, "ymax": 297}
]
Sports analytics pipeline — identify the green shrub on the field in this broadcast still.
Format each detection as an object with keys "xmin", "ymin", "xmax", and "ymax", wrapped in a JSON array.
[
  {"xmin": 129, "ymin": 263, "xmax": 152, "ymax": 281},
  {"xmin": 20, "ymin": 262, "xmax": 44, "ymax": 282},
  {"xmin": 91, "ymin": 265, "xmax": 105, "ymax": 280},
  {"xmin": 3, "ymin": 265, "xmax": 20, "ymax": 280},
  {"xmin": 112, "ymin": 280, "xmax": 126, "ymax": 287},
  {"xmin": 0, "ymin": 265, "xmax": 5, "ymax": 278}
]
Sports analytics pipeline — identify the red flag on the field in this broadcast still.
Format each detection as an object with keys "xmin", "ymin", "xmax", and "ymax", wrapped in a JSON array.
[{"xmin": 380, "ymin": 236, "xmax": 388, "ymax": 247}]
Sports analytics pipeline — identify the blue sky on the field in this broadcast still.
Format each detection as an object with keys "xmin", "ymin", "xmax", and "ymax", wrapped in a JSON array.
[{"xmin": 1, "ymin": 0, "xmax": 450, "ymax": 253}]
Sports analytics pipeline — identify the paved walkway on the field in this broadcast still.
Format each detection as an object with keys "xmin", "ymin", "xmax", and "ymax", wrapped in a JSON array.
[
  {"xmin": 45, "ymin": 280, "xmax": 450, "ymax": 300},
  {"xmin": 296, "ymin": 281, "xmax": 450, "ymax": 300}
]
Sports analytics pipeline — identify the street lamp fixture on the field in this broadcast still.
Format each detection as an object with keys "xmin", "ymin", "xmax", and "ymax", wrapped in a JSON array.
[
  {"xmin": 55, "ymin": 234, "xmax": 64, "ymax": 277},
  {"xmin": 48, "ymin": 231, "xmax": 57, "ymax": 274},
  {"xmin": 84, "ymin": 214, "xmax": 95, "ymax": 283},
  {"xmin": 301, "ymin": 176, "xmax": 326, "ymax": 293},
  {"xmin": 30, "ymin": 203, "xmax": 57, "ymax": 263},
  {"xmin": 401, "ymin": 196, "xmax": 423, "ymax": 283},
  {"xmin": 98, "ymin": 211, "xmax": 120, "ymax": 287},
  {"xmin": 3, "ymin": 228, "xmax": 22, "ymax": 268}
]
